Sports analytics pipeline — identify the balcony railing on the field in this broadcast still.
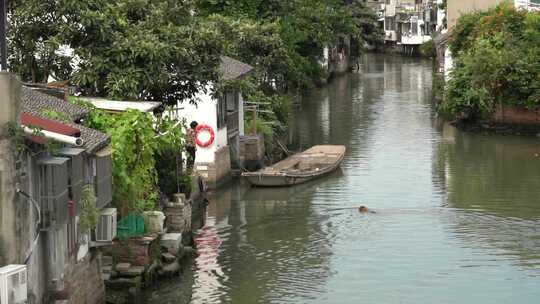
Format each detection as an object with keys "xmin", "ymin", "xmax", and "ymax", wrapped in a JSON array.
[{"xmin": 227, "ymin": 110, "xmax": 239, "ymax": 137}]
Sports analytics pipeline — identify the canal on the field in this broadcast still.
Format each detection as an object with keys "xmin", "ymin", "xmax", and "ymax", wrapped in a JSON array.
[{"xmin": 150, "ymin": 53, "xmax": 540, "ymax": 303}]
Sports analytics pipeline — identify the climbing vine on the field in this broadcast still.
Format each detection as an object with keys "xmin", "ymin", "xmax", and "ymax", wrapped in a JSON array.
[
  {"xmin": 72, "ymin": 97, "xmax": 186, "ymax": 214},
  {"xmin": 80, "ymin": 184, "xmax": 99, "ymax": 231}
]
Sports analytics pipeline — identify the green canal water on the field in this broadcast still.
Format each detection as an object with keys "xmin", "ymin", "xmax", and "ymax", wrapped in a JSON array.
[{"xmin": 150, "ymin": 54, "xmax": 540, "ymax": 303}]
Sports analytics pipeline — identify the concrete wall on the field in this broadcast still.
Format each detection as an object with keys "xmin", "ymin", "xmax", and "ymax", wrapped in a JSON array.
[
  {"xmin": 0, "ymin": 73, "xmax": 49, "ymax": 303},
  {"xmin": 0, "ymin": 72, "xmax": 22, "ymax": 266},
  {"xmin": 447, "ymin": 0, "xmax": 503, "ymax": 28}
]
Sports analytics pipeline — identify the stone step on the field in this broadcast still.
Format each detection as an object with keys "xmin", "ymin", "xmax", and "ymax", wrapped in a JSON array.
[
  {"xmin": 101, "ymin": 255, "xmax": 113, "ymax": 266},
  {"xmin": 102, "ymin": 265, "xmax": 113, "ymax": 274},
  {"xmin": 115, "ymin": 263, "xmax": 131, "ymax": 272},
  {"xmin": 118, "ymin": 266, "xmax": 145, "ymax": 277},
  {"xmin": 105, "ymin": 277, "xmax": 142, "ymax": 290}
]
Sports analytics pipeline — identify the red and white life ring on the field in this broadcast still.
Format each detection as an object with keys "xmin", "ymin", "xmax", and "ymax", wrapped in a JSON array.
[{"xmin": 195, "ymin": 124, "xmax": 215, "ymax": 148}]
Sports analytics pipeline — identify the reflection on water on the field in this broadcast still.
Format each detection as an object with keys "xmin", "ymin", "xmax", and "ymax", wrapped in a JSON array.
[{"xmin": 153, "ymin": 53, "xmax": 540, "ymax": 304}]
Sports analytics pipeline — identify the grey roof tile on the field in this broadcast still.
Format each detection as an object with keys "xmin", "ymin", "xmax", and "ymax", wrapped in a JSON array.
[
  {"xmin": 21, "ymin": 87, "xmax": 90, "ymax": 120},
  {"xmin": 219, "ymin": 56, "xmax": 254, "ymax": 81}
]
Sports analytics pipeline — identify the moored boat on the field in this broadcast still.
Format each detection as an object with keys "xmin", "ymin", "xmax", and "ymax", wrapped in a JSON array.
[{"xmin": 242, "ymin": 145, "xmax": 346, "ymax": 187}]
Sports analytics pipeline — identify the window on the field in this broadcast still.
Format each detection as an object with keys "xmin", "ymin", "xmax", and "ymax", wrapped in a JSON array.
[
  {"xmin": 385, "ymin": 17, "xmax": 395, "ymax": 31},
  {"xmin": 226, "ymin": 91, "xmax": 239, "ymax": 112},
  {"xmin": 38, "ymin": 157, "xmax": 69, "ymax": 228},
  {"xmin": 217, "ymin": 95, "xmax": 227, "ymax": 129},
  {"xmin": 94, "ymin": 149, "xmax": 113, "ymax": 209},
  {"xmin": 412, "ymin": 22, "xmax": 418, "ymax": 35},
  {"xmin": 58, "ymin": 148, "xmax": 85, "ymax": 215}
]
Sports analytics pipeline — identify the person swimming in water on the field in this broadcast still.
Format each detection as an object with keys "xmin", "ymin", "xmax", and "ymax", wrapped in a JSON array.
[{"xmin": 358, "ymin": 206, "xmax": 375, "ymax": 213}]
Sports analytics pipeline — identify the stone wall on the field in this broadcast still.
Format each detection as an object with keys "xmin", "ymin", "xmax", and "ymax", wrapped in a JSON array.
[
  {"xmin": 164, "ymin": 194, "xmax": 192, "ymax": 233},
  {"xmin": 239, "ymin": 134, "xmax": 265, "ymax": 171},
  {"xmin": 196, "ymin": 146, "xmax": 231, "ymax": 189},
  {"xmin": 492, "ymin": 105, "xmax": 540, "ymax": 125}
]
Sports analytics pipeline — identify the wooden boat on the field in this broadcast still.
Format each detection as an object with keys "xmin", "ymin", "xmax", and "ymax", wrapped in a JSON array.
[{"xmin": 242, "ymin": 145, "xmax": 346, "ymax": 187}]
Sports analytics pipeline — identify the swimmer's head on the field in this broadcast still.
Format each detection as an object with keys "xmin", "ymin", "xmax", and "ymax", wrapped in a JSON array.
[{"xmin": 358, "ymin": 206, "xmax": 369, "ymax": 213}]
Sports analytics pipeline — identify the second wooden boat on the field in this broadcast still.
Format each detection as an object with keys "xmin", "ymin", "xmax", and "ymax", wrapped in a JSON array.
[{"xmin": 242, "ymin": 145, "xmax": 346, "ymax": 187}]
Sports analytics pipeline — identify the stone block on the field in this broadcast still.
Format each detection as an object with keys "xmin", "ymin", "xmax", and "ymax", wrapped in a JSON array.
[
  {"xmin": 160, "ymin": 233, "xmax": 182, "ymax": 255},
  {"xmin": 161, "ymin": 253, "xmax": 176, "ymax": 263},
  {"xmin": 118, "ymin": 266, "xmax": 145, "ymax": 277},
  {"xmin": 159, "ymin": 261, "xmax": 180, "ymax": 277},
  {"xmin": 115, "ymin": 263, "xmax": 131, "ymax": 272},
  {"xmin": 102, "ymin": 255, "xmax": 113, "ymax": 266},
  {"xmin": 105, "ymin": 277, "xmax": 142, "ymax": 290},
  {"xmin": 174, "ymin": 193, "xmax": 186, "ymax": 204},
  {"xmin": 102, "ymin": 265, "xmax": 113, "ymax": 274},
  {"xmin": 101, "ymin": 273, "xmax": 111, "ymax": 281},
  {"xmin": 142, "ymin": 211, "xmax": 165, "ymax": 233}
]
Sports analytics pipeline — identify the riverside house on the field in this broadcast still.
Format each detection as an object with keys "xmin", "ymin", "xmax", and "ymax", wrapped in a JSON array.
[
  {"xmin": 436, "ymin": 0, "xmax": 539, "ymax": 79},
  {"xmin": 383, "ymin": 0, "xmax": 441, "ymax": 55},
  {"xmin": 0, "ymin": 73, "xmax": 113, "ymax": 304},
  {"xmin": 171, "ymin": 56, "xmax": 254, "ymax": 188}
]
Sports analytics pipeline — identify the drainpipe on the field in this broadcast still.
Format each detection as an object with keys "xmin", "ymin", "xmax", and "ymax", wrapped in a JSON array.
[{"xmin": 21, "ymin": 125, "xmax": 84, "ymax": 147}]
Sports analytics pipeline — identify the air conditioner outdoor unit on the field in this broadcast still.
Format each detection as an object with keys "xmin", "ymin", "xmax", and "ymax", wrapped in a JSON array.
[
  {"xmin": 95, "ymin": 208, "xmax": 117, "ymax": 242},
  {"xmin": 0, "ymin": 265, "xmax": 27, "ymax": 304}
]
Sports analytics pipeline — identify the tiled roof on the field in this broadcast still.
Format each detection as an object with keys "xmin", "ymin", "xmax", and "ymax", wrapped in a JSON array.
[
  {"xmin": 72, "ymin": 123, "xmax": 111, "ymax": 154},
  {"xmin": 219, "ymin": 56, "xmax": 254, "ymax": 80},
  {"xmin": 21, "ymin": 87, "xmax": 90, "ymax": 120},
  {"xmin": 20, "ymin": 86, "xmax": 110, "ymax": 154}
]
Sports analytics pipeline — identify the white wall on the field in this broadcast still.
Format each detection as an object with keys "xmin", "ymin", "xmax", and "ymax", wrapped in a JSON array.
[
  {"xmin": 444, "ymin": 47, "xmax": 453, "ymax": 80},
  {"xmin": 437, "ymin": 0, "xmax": 446, "ymax": 32},
  {"xmin": 170, "ymin": 86, "xmax": 246, "ymax": 165},
  {"xmin": 239, "ymin": 93, "xmax": 245, "ymax": 136},
  {"xmin": 319, "ymin": 47, "xmax": 330, "ymax": 69},
  {"xmin": 172, "ymin": 87, "xmax": 222, "ymax": 164}
]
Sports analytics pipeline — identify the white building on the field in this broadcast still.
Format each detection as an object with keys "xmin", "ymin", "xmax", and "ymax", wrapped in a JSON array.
[
  {"xmin": 173, "ymin": 56, "xmax": 254, "ymax": 188},
  {"xmin": 383, "ymin": 0, "xmax": 439, "ymax": 55}
]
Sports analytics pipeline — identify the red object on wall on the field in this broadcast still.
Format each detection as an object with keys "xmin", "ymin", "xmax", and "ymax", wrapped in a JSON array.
[{"xmin": 68, "ymin": 200, "xmax": 75, "ymax": 218}]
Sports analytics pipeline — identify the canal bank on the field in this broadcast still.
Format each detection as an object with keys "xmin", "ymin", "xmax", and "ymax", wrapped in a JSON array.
[{"xmin": 150, "ymin": 53, "xmax": 540, "ymax": 304}]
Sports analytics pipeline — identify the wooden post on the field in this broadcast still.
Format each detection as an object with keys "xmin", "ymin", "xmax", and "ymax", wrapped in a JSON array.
[{"xmin": 251, "ymin": 107, "xmax": 257, "ymax": 135}]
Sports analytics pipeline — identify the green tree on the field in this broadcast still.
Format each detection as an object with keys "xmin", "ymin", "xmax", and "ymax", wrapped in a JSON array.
[
  {"xmin": 7, "ymin": 0, "xmax": 72, "ymax": 82},
  {"xmin": 443, "ymin": 4, "xmax": 540, "ymax": 117},
  {"xmin": 8, "ymin": 0, "xmax": 225, "ymax": 105}
]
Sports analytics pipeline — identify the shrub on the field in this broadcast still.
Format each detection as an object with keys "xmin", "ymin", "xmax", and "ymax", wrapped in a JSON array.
[
  {"xmin": 420, "ymin": 40, "xmax": 436, "ymax": 58},
  {"xmin": 443, "ymin": 4, "xmax": 540, "ymax": 117}
]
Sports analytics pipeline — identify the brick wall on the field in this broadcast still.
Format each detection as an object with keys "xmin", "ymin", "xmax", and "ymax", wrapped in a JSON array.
[{"xmin": 492, "ymin": 105, "xmax": 540, "ymax": 125}]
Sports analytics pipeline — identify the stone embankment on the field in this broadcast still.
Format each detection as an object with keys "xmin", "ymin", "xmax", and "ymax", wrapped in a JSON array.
[{"xmin": 101, "ymin": 192, "xmax": 200, "ymax": 304}]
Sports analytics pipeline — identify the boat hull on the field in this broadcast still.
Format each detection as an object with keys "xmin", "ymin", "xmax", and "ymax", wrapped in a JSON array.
[{"xmin": 242, "ymin": 145, "xmax": 346, "ymax": 187}]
